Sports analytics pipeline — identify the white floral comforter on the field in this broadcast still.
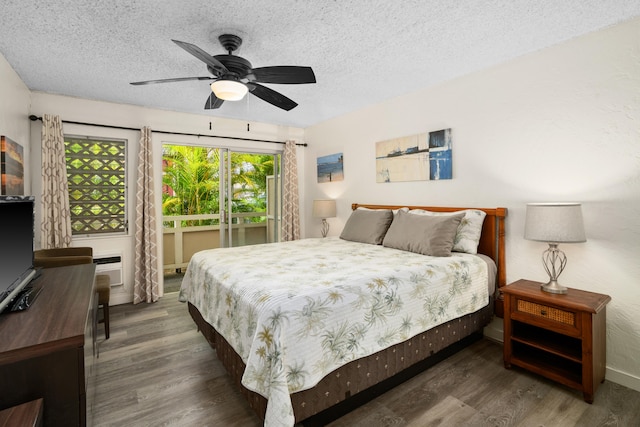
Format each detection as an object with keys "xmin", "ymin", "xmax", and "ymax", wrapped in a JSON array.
[{"xmin": 179, "ymin": 237, "xmax": 490, "ymax": 427}]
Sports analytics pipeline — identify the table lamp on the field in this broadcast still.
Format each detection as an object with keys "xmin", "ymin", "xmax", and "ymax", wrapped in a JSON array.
[
  {"xmin": 312, "ymin": 199, "xmax": 336, "ymax": 237},
  {"xmin": 524, "ymin": 203, "xmax": 586, "ymax": 294}
]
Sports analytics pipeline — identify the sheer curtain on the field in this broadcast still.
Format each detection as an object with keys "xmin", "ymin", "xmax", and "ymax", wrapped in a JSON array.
[
  {"xmin": 40, "ymin": 114, "xmax": 73, "ymax": 249},
  {"xmin": 281, "ymin": 140, "xmax": 300, "ymax": 241},
  {"xmin": 133, "ymin": 126, "xmax": 159, "ymax": 304}
]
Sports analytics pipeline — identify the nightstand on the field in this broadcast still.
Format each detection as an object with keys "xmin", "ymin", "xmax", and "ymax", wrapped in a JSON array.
[{"xmin": 502, "ymin": 279, "xmax": 611, "ymax": 403}]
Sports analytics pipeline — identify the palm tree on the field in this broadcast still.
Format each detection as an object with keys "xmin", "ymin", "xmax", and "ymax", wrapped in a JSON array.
[
  {"xmin": 162, "ymin": 145, "xmax": 276, "ymax": 225},
  {"xmin": 230, "ymin": 153, "xmax": 275, "ymax": 221},
  {"xmin": 162, "ymin": 145, "xmax": 221, "ymax": 225}
]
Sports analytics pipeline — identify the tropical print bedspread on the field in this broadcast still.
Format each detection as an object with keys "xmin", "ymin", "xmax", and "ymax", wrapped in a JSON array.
[{"xmin": 179, "ymin": 237, "xmax": 489, "ymax": 427}]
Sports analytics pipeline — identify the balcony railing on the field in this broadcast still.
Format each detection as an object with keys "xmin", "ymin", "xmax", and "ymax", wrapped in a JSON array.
[{"xmin": 162, "ymin": 212, "xmax": 272, "ymax": 271}]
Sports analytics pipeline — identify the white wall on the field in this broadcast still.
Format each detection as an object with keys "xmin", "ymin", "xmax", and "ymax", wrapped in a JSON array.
[
  {"xmin": 29, "ymin": 93, "xmax": 305, "ymax": 305},
  {"xmin": 304, "ymin": 18, "xmax": 640, "ymax": 391},
  {"xmin": 0, "ymin": 54, "xmax": 31, "ymax": 194}
]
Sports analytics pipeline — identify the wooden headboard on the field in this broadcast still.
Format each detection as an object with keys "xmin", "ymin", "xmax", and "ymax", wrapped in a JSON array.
[{"xmin": 352, "ymin": 203, "xmax": 508, "ymax": 315}]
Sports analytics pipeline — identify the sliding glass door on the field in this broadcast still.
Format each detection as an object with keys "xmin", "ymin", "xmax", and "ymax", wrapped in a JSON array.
[
  {"xmin": 161, "ymin": 144, "xmax": 280, "ymax": 272},
  {"xmin": 219, "ymin": 150, "xmax": 280, "ymax": 248}
]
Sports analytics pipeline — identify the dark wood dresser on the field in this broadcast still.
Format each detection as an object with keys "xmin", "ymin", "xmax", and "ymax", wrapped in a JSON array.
[{"xmin": 0, "ymin": 264, "xmax": 97, "ymax": 426}]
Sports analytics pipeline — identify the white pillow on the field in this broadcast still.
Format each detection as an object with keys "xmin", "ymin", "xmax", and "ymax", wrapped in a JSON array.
[{"xmin": 407, "ymin": 209, "xmax": 487, "ymax": 254}]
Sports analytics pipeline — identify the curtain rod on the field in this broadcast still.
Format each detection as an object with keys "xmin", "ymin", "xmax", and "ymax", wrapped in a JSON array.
[{"xmin": 28, "ymin": 115, "xmax": 307, "ymax": 147}]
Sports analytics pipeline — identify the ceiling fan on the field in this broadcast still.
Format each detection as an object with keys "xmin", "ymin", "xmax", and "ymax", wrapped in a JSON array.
[{"xmin": 130, "ymin": 34, "xmax": 316, "ymax": 111}]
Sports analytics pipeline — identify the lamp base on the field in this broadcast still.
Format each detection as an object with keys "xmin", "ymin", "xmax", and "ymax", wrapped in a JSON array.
[
  {"xmin": 540, "ymin": 280, "xmax": 568, "ymax": 294},
  {"xmin": 320, "ymin": 219, "xmax": 329, "ymax": 238},
  {"xmin": 540, "ymin": 243, "xmax": 569, "ymax": 294}
]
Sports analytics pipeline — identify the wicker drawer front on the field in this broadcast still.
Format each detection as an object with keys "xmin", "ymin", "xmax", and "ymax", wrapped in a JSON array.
[{"xmin": 516, "ymin": 299, "xmax": 576, "ymax": 326}]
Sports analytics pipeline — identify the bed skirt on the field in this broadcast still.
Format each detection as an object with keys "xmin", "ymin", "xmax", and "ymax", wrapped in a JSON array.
[{"xmin": 188, "ymin": 299, "xmax": 493, "ymax": 424}]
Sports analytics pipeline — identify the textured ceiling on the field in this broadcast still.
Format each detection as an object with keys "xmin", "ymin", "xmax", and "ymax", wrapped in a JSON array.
[{"xmin": 1, "ymin": 1, "xmax": 639, "ymax": 128}]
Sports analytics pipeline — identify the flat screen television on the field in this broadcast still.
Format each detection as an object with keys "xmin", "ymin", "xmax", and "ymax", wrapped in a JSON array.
[{"xmin": 0, "ymin": 195, "xmax": 37, "ymax": 314}]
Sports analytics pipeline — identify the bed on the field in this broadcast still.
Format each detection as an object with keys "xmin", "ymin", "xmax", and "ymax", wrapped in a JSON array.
[{"xmin": 180, "ymin": 203, "xmax": 507, "ymax": 426}]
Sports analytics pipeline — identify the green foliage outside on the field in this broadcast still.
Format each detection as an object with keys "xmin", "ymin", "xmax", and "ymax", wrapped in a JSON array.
[{"xmin": 162, "ymin": 145, "xmax": 276, "ymax": 227}]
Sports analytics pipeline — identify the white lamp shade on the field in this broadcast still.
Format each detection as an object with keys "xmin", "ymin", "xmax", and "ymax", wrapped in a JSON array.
[
  {"xmin": 211, "ymin": 79, "xmax": 248, "ymax": 101},
  {"xmin": 524, "ymin": 203, "xmax": 586, "ymax": 243},
  {"xmin": 312, "ymin": 199, "xmax": 336, "ymax": 218}
]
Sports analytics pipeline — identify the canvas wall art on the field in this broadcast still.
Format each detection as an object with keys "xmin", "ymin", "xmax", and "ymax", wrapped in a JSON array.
[
  {"xmin": 0, "ymin": 136, "xmax": 25, "ymax": 195},
  {"xmin": 317, "ymin": 152, "xmax": 344, "ymax": 183},
  {"xmin": 375, "ymin": 128, "xmax": 452, "ymax": 183}
]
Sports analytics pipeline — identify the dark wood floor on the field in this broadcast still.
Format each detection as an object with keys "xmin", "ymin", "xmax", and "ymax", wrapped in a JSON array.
[{"xmin": 91, "ymin": 293, "xmax": 640, "ymax": 426}]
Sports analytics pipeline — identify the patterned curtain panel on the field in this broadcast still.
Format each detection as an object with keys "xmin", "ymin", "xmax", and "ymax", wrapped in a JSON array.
[
  {"xmin": 133, "ymin": 127, "xmax": 159, "ymax": 304},
  {"xmin": 281, "ymin": 140, "xmax": 301, "ymax": 241},
  {"xmin": 40, "ymin": 114, "xmax": 72, "ymax": 249}
]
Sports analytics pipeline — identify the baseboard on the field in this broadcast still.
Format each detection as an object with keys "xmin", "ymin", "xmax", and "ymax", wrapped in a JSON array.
[
  {"xmin": 110, "ymin": 293, "xmax": 132, "ymax": 306},
  {"xmin": 483, "ymin": 318, "xmax": 504, "ymax": 343},
  {"xmin": 606, "ymin": 367, "xmax": 640, "ymax": 393}
]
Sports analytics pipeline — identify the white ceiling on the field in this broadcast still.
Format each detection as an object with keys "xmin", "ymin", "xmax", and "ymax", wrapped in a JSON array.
[{"xmin": 1, "ymin": 1, "xmax": 639, "ymax": 128}]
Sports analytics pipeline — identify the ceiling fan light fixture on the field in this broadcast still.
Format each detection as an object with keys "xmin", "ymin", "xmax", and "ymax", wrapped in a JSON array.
[{"xmin": 211, "ymin": 79, "xmax": 248, "ymax": 101}]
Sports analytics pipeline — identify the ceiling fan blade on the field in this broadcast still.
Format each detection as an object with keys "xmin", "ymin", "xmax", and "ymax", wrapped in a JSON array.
[
  {"xmin": 204, "ymin": 92, "xmax": 224, "ymax": 110},
  {"xmin": 130, "ymin": 76, "xmax": 212, "ymax": 85},
  {"xmin": 251, "ymin": 66, "xmax": 316, "ymax": 84},
  {"xmin": 171, "ymin": 39, "xmax": 228, "ymax": 76},
  {"xmin": 247, "ymin": 82, "xmax": 298, "ymax": 111}
]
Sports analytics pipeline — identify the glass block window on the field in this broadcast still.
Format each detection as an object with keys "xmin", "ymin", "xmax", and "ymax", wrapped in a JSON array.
[{"xmin": 65, "ymin": 136, "xmax": 127, "ymax": 235}]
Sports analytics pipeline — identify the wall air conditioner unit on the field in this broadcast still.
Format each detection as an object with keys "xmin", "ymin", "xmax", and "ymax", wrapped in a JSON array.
[{"xmin": 93, "ymin": 253, "xmax": 123, "ymax": 287}]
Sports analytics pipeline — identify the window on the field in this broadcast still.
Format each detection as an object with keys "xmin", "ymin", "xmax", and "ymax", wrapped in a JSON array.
[{"xmin": 65, "ymin": 136, "xmax": 127, "ymax": 235}]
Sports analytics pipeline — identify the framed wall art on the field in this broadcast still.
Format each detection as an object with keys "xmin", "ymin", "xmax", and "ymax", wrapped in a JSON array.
[
  {"xmin": 317, "ymin": 152, "xmax": 344, "ymax": 183},
  {"xmin": 1, "ymin": 135, "xmax": 25, "ymax": 195},
  {"xmin": 376, "ymin": 128, "xmax": 452, "ymax": 183}
]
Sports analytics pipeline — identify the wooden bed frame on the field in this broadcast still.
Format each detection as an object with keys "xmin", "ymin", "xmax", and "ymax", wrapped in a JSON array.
[{"xmin": 187, "ymin": 204, "xmax": 507, "ymax": 425}]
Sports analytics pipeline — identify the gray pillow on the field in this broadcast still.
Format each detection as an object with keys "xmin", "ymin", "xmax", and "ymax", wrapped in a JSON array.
[
  {"xmin": 340, "ymin": 209, "xmax": 393, "ymax": 244},
  {"xmin": 408, "ymin": 209, "xmax": 487, "ymax": 254},
  {"xmin": 382, "ymin": 210, "xmax": 464, "ymax": 256}
]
